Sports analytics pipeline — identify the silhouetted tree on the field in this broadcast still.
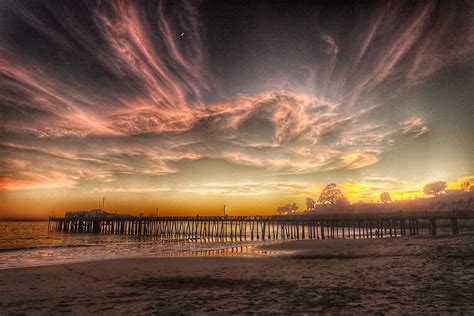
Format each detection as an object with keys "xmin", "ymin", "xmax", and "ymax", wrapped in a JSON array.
[
  {"xmin": 318, "ymin": 183, "xmax": 342, "ymax": 205},
  {"xmin": 276, "ymin": 203, "xmax": 299, "ymax": 215},
  {"xmin": 380, "ymin": 192, "xmax": 392, "ymax": 204},
  {"xmin": 461, "ymin": 181, "xmax": 470, "ymax": 191},
  {"xmin": 423, "ymin": 181, "xmax": 447, "ymax": 197},
  {"xmin": 290, "ymin": 203, "xmax": 299, "ymax": 213},
  {"xmin": 305, "ymin": 198, "xmax": 315, "ymax": 211},
  {"xmin": 276, "ymin": 205, "xmax": 287, "ymax": 215}
]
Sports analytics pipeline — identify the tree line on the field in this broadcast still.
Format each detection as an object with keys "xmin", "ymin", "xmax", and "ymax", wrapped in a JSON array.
[{"xmin": 276, "ymin": 181, "xmax": 472, "ymax": 214}]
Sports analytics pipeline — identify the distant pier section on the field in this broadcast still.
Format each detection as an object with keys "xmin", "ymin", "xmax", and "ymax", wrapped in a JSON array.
[{"xmin": 48, "ymin": 209, "xmax": 474, "ymax": 241}]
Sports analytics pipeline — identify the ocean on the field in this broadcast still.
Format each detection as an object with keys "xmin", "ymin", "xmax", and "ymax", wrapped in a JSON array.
[{"xmin": 0, "ymin": 222, "xmax": 270, "ymax": 269}]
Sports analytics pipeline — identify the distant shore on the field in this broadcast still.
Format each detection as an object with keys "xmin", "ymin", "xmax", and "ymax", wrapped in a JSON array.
[
  {"xmin": 1, "ymin": 235, "xmax": 473, "ymax": 314},
  {"xmin": 0, "ymin": 218, "xmax": 48, "ymax": 222}
]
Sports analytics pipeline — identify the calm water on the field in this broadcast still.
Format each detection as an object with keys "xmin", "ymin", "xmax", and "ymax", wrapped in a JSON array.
[{"xmin": 0, "ymin": 222, "xmax": 271, "ymax": 269}]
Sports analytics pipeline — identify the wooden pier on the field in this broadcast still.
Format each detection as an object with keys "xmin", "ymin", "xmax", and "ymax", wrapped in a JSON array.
[{"xmin": 48, "ymin": 210, "xmax": 473, "ymax": 241}]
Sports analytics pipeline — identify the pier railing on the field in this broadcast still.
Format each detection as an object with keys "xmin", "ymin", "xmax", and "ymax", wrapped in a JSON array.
[{"xmin": 48, "ymin": 210, "xmax": 473, "ymax": 241}]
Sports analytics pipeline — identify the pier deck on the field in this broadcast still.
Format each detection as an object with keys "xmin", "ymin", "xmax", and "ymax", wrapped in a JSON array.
[{"xmin": 48, "ymin": 210, "xmax": 474, "ymax": 241}]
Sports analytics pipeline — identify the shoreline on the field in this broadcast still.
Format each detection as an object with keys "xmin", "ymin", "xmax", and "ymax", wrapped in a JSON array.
[
  {"xmin": 0, "ymin": 243, "xmax": 277, "ymax": 271},
  {"xmin": 1, "ymin": 233, "xmax": 473, "ymax": 271},
  {"xmin": 1, "ymin": 235, "xmax": 473, "ymax": 313}
]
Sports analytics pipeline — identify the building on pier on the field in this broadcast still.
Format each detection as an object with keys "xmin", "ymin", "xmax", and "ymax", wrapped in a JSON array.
[{"xmin": 65, "ymin": 209, "xmax": 131, "ymax": 219}]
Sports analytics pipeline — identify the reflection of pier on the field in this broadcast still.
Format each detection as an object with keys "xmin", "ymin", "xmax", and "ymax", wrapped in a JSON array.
[
  {"xmin": 48, "ymin": 210, "xmax": 473, "ymax": 241},
  {"xmin": 150, "ymin": 246, "xmax": 273, "ymax": 257}
]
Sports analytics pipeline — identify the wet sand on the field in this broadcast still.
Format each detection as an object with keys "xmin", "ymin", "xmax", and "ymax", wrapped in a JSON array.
[{"xmin": 1, "ymin": 235, "xmax": 473, "ymax": 314}]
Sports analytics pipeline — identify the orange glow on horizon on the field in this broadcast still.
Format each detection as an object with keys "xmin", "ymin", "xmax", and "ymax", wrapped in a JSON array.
[{"xmin": 1, "ymin": 176, "xmax": 472, "ymax": 219}]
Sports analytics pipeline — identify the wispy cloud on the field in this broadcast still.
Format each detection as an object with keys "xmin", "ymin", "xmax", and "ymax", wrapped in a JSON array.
[{"xmin": 0, "ymin": 0, "xmax": 471, "ymax": 199}]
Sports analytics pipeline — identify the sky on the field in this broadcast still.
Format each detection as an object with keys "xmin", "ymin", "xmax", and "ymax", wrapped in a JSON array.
[{"xmin": 0, "ymin": 0, "xmax": 473, "ymax": 218}]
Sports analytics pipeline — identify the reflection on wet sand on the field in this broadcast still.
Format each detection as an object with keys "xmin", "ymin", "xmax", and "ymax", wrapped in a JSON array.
[{"xmin": 156, "ymin": 245, "xmax": 275, "ymax": 257}]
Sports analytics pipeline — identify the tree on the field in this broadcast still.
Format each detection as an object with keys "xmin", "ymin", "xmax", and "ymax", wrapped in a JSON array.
[
  {"xmin": 461, "ymin": 181, "xmax": 470, "ymax": 191},
  {"xmin": 289, "ymin": 203, "xmax": 299, "ymax": 213},
  {"xmin": 305, "ymin": 198, "xmax": 315, "ymax": 211},
  {"xmin": 423, "ymin": 181, "xmax": 447, "ymax": 197},
  {"xmin": 276, "ymin": 203, "xmax": 299, "ymax": 215},
  {"xmin": 318, "ymin": 183, "xmax": 342, "ymax": 205},
  {"xmin": 380, "ymin": 192, "xmax": 392, "ymax": 204}
]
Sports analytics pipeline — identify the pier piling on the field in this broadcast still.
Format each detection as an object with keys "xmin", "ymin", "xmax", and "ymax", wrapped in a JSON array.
[{"xmin": 48, "ymin": 210, "xmax": 472, "ymax": 241}]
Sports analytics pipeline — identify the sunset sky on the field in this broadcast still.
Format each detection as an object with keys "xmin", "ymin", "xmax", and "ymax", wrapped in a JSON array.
[{"xmin": 1, "ymin": 0, "xmax": 473, "ymax": 218}]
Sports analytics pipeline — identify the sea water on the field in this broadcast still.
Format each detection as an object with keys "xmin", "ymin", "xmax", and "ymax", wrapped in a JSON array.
[{"xmin": 0, "ymin": 222, "xmax": 271, "ymax": 269}]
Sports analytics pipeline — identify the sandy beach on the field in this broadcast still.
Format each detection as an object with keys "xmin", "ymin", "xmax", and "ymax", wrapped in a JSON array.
[{"xmin": 1, "ymin": 235, "xmax": 473, "ymax": 314}]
